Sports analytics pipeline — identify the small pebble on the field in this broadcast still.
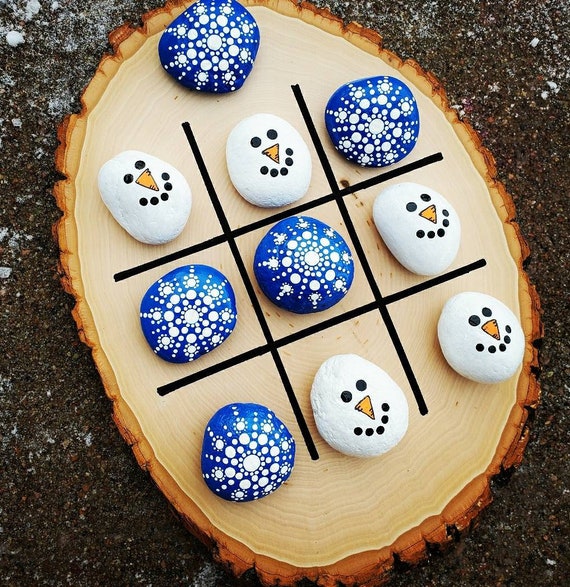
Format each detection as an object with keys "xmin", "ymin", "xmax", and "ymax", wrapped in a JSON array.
[
  {"xmin": 253, "ymin": 216, "xmax": 354, "ymax": 313},
  {"xmin": 158, "ymin": 0, "xmax": 260, "ymax": 93},
  {"xmin": 437, "ymin": 291, "xmax": 525, "ymax": 383},
  {"xmin": 226, "ymin": 113, "xmax": 312, "ymax": 208},
  {"xmin": 373, "ymin": 182, "xmax": 461, "ymax": 275},
  {"xmin": 6, "ymin": 31, "xmax": 25, "ymax": 47},
  {"xmin": 325, "ymin": 75, "xmax": 420, "ymax": 167},
  {"xmin": 140, "ymin": 264, "xmax": 237, "ymax": 363},
  {"xmin": 201, "ymin": 403, "xmax": 295, "ymax": 502},
  {"xmin": 98, "ymin": 150, "xmax": 192, "ymax": 245},
  {"xmin": 311, "ymin": 354, "xmax": 409, "ymax": 457}
]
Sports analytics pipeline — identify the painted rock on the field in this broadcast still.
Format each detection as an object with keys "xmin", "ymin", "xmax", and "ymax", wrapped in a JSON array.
[
  {"xmin": 140, "ymin": 264, "xmax": 237, "ymax": 363},
  {"xmin": 226, "ymin": 113, "xmax": 312, "ymax": 208},
  {"xmin": 98, "ymin": 151, "xmax": 192, "ymax": 245},
  {"xmin": 311, "ymin": 354, "xmax": 409, "ymax": 458},
  {"xmin": 201, "ymin": 403, "xmax": 295, "ymax": 502},
  {"xmin": 373, "ymin": 182, "xmax": 461, "ymax": 275},
  {"xmin": 325, "ymin": 75, "xmax": 420, "ymax": 167},
  {"xmin": 158, "ymin": 0, "xmax": 260, "ymax": 93},
  {"xmin": 437, "ymin": 292, "xmax": 525, "ymax": 384},
  {"xmin": 253, "ymin": 216, "xmax": 354, "ymax": 313}
]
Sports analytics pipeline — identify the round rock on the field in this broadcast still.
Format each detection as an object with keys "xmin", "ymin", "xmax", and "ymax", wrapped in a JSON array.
[
  {"xmin": 311, "ymin": 354, "xmax": 409, "ymax": 458},
  {"xmin": 325, "ymin": 75, "xmax": 420, "ymax": 167},
  {"xmin": 226, "ymin": 113, "xmax": 312, "ymax": 208},
  {"xmin": 373, "ymin": 182, "xmax": 461, "ymax": 275},
  {"xmin": 98, "ymin": 150, "xmax": 192, "ymax": 245},
  {"xmin": 140, "ymin": 264, "xmax": 237, "ymax": 363},
  {"xmin": 253, "ymin": 216, "xmax": 354, "ymax": 313},
  {"xmin": 158, "ymin": 0, "xmax": 260, "ymax": 93},
  {"xmin": 201, "ymin": 403, "xmax": 295, "ymax": 502},
  {"xmin": 437, "ymin": 291, "xmax": 525, "ymax": 384}
]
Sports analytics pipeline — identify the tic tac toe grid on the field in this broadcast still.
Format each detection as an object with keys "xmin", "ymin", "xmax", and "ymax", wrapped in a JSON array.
[{"xmin": 114, "ymin": 84, "xmax": 486, "ymax": 460}]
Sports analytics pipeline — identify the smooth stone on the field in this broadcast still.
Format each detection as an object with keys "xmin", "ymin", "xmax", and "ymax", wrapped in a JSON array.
[
  {"xmin": 373, "ymin": 182, "xmax": 461, "ymax": 275},
  {"xmin": 98, "ymin": 150, "xmax": 192, "ymax": 245},
  {"xmin": 158, "ymin": 0, "xmax": 260, "ymax": 93},
  {"xmin": 437, "ymin": 292, "xmax": 525, "ymax": 384},
  {"xmin": 253, "ymin": 216, "xmax": 354, "ymax": 313},
  {"xmin": 311, "ymin": 354, "xmax": 409, "ymax": 458},
  {"xmin": 201, "ymin": 403, "xmax": 295, "ymax": 502},
  {"xmin": 325, "ymin": 75, "xmax": 420, "ymax": 167},
  {"xmin": 226, "ymin": 113, "xmax": 312, "ymax": 208},
  {"xmin": 139, "ymin": 264, "xmax": 237, "ymax": 363}
]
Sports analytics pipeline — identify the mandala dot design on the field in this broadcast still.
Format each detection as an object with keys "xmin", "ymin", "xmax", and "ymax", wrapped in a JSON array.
[
  {"xmin": 139, "ymin": 264, "xmax": 237, "ymax": 363},
  {"xmin": 201, "ymin": 403, "xmax": 295, "ymax": 502},
  {"xmin": 325, "ymin": 75, "xmax": 420, "ymax": 167},
  {"xmin": 158, "ymin": 0, "xmax": 260, "ymax": 93},
  {"xmin": 253, "ymin": 216, "xmax": 355, "ymax": 314}
]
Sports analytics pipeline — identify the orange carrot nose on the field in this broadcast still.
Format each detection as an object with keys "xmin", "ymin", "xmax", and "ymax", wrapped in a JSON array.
[
  {"xmin": 419, "ymin": 204, "xmax": 437, "ymax": 223},
  {"xmin": 482, "ymin": 319, "xmax": 500, "ymax": 340},
  {"xmin": 354, "ymin": 395, "xmax": 375, "ymax": 420},
  {"xmin": 135, "ymin": 168, "xmax": 159, "ymax": 191},
  {"xmin": 262, "ymin": 143, "xmax": 280, "ymax": 164}
]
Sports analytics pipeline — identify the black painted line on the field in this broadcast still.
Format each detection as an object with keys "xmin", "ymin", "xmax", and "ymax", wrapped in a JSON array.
[{"xmin": 181, "ymin": 122, "xmax": 319, "ymax": 461}]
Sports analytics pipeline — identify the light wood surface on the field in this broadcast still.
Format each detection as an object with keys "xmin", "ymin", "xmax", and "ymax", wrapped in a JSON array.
[{"xmin": 54, "ymin": 1, "xmax": 541, "ymax": 584}]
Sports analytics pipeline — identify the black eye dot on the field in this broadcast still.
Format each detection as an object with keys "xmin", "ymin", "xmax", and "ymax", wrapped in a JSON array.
[
  {"xmin": 469, "ymin": 315, "xmax": 481, "ymax": 326},
  {"xmin": 365, "ymin": 428, "xmax": 374, "ymax": 436},
  {"xmin": 420, "ymin": 193, "xmax": 431, "ymax": 202},
  {"xmin": 427, "ymin": 231, "xmax": 435, "ymax": 238},
  {"xmin": 354, "ymin": 427, "xmax": 363, "ymax": 436},
  {"xmin": 135, "ymin": 160, "xmax": 145, "ymax": 170},
  {"xmin": 506, "ymin": 325, "xmax": 512, "ymax": 333},
  {"xmin": 285, "ymin": 157, "xmax": 294, "ymax": 166},
  {"xmin": 376, "ymin": 426, "xmax": 385, "ymax": 435},
  {"xmin": 285, "ymin": 148, "xmax": 293, "ymax": 156},
  {"xmin": 124, "ymin": 174, "xmax": 134, "ymax": 184},
  {"xmin": 482, "ymin": 307, "xmax": 492, "ymax": 317},
  {"xmin": 443, "ymin": 219, "xmax": 450, "ymax": 227},
  {"xmin": 161, "ymin": 172, "xmax": 170, "ymax": 181},
  {"xmin": 161, "ymin": 193, "xmax": 169, "ymax": 201},
  {"xmin": 355, "ymin": 379, "xmax": 367, "ymax": 392},
  {"xmin": 280, "ymin": 168, "xmax": 289, "ymax": 176},
  {"xmin": 150, "ymin": 196, "xmax": 159, "ymax": 205},
  {"xmin": 381, "ymin": 403, "xmax": 390, "ymax": 412},
  {"xmin": 139, "ymin": 198, "xmax": 148, "ymax": 206},
  {"xmin": 260, "ymin": 166, "xmax": 269, "ymax": 175},
  {"xmin": 164, "ymin": 182, "xmax": 172, "ymax": 191},
  {"xmin": 341, "ymin": 391, "xmax": 352, "ymax": 403},
  {"xmin": 416, "ymin": 230, "xmax": 425, "ymax": 238},
  {"xmin": 406, "ymin": 202, "xmax": 417, "ymax": 212},
  {"xmin": 476, "ymin": 343, "xmax": 485, "ymax": 352},
  {"xmin": 250, "ymin": 137, "xmax": 262, "ymax": 148},
  {"xmin": 270, "ymin": 168, "xmax": 279, "ymax": 177},
  {"xmin": 488, "ymin": 346, "xmax": 497, "ymax": 353},
  {"xmin": 437, "ymin": 229, "xmax": 446, "ymax": 237},
  {"xmin": 504, "ymin": 335, "xmax": 511, "ymax": 344},
  {"xmin": 267, "ymin": 129, "xmax": 278, "ymax": 140}
]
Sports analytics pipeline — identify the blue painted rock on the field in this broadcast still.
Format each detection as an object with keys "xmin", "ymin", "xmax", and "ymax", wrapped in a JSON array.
[
  {"xmin": 437, "ymin": 292, "xmax": 525, "ymax": 384},
  {"xmin": 158, "ymin": 0, "xmax": 260, "ymax": 93},
  {"xmin": 325, "ymin": 75, "xmax": 420, "ymax": 167},
  {"xmin": 311, "ymin": 354, "xmax": 409, "ymax": 458},
  {"xmin": 373, "ymin": 182, "xmax": 461, "ymax": 275},
  {"xmin": 226, "ymin": 113, "xmax": 312, "ymax": 208},
  {"xmin": 140, "ymin": 264, "xmax": 237, "ymax": 363},
  {"xmin": 98, "ymin": 150, "xmax": 192, "ymax": 245},
  {"xmin": 253, "ymin": 216, "xmax": 354, "ymax": 313},
  {"xmin": 201, "ymin": 403, "xmax": 295, "ymax": 502}
]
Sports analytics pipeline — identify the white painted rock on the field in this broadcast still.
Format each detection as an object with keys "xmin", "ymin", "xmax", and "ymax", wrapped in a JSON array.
[
  {"xmin": 226, "ymin": 113, "xmax": 312, "ymax": 208},
  {"xmin": 437, "ymin": 292, "xmax": 525, "ymax": 384},
  {"xmin": 311, "ymin": 354, "xmax": 409, "ymax": 458},
  {"xmin": 98, "ymin": 150, "xmax": 192, "ymax": 245},
  {"xmin": 373, "ymin": 182, "xmax": 461, "ymax": 275}
]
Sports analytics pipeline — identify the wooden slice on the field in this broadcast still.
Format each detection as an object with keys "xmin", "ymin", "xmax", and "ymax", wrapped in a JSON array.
[{"xmin": 53, "ymin": 0, "xmax": 541, "ymax": 584}]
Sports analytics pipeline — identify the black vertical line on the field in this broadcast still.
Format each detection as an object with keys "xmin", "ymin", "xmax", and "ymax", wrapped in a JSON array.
[
  {"xmin": 182, "ymin": 122, "xmax": 319, "ymax": 460},
  {"xmin": 292, "ymin": 84, "xmax": 428, "ymax": 415}
]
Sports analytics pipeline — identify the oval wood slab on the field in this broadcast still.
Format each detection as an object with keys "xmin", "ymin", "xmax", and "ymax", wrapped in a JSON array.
[{"xmin": 54, "ymin": 0, "xmax": 541, "ymax": 584}]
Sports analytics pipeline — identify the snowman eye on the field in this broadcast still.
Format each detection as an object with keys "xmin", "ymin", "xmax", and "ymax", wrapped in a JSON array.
[
  {"xmin": 135, "ymin": 160, "xmax": 146, "ymax": 170},
  {"xmin": 469, "ymin": 315, "xmax": 481, "ymax": 326},
  {"xmin": 267, "ymin": 129, "xmax": 278, "ymax": 140},
  {"xmin": 340, "ymin": 391, "xmax": 352, "ymax": 403},
  {"xmin": 420, "ymin": 193, "xmax": 431, "ymax": 202},
  {"xmin": 355, "ymin": 379, "xmax": 367, "ymax": 391},
  {"xmin": 482, "ymin": 307, "xmax": 492, "ymax": 317},
  {"xmin": 250, "ymin": 136, "xmax": 262, "ymax": 148},
  {"xmin": 124, "ymin": 174, "xmax": 134, "ymax": 184},
  {"xmin": 406, "ymin": 202, "xmax": 417, "ymax": 212}
]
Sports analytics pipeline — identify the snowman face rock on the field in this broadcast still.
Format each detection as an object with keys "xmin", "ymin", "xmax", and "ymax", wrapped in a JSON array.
[
  {"xmin": 373, "ymin": 182, "xmax": 461, "ymax": 275},
  {"xmin": 226, "ymin": 113, "xmax": 312, "ymax": 208},
  {"xmin": 98, "ymin": 150, "xmax": 192, "ymax": 245},
  {"xmin": 311, "ymin": 354, "xmax": 409, "ymax": 458},
  {"xmin": 437, "ymin": 292, "xmax": 525, "ymax": 384}
]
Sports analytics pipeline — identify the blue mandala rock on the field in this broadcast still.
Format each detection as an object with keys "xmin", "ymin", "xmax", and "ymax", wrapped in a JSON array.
[
  {"xmin": 325, "ymin": 75, "xmax": 420, "ymax": 167},
  {"xmin": 201, "ymin": 403, "xmax": 295, "ymax": 502},
  {"xmin": 253, "ymin": 216, "xmax": 354, "ymax": 314},
  {"xmin": 158, "ymin": 0, "xmax": 260, "ymax": 93},
  {"xmin": 140, "ymin": 264, "xmax": 237, "ymax": 363}
]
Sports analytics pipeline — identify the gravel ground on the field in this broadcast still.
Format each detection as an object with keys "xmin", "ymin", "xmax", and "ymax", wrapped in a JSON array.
[{"xmin": 0, "ymin": 0, "xmax": 568, "ymax": 585}]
